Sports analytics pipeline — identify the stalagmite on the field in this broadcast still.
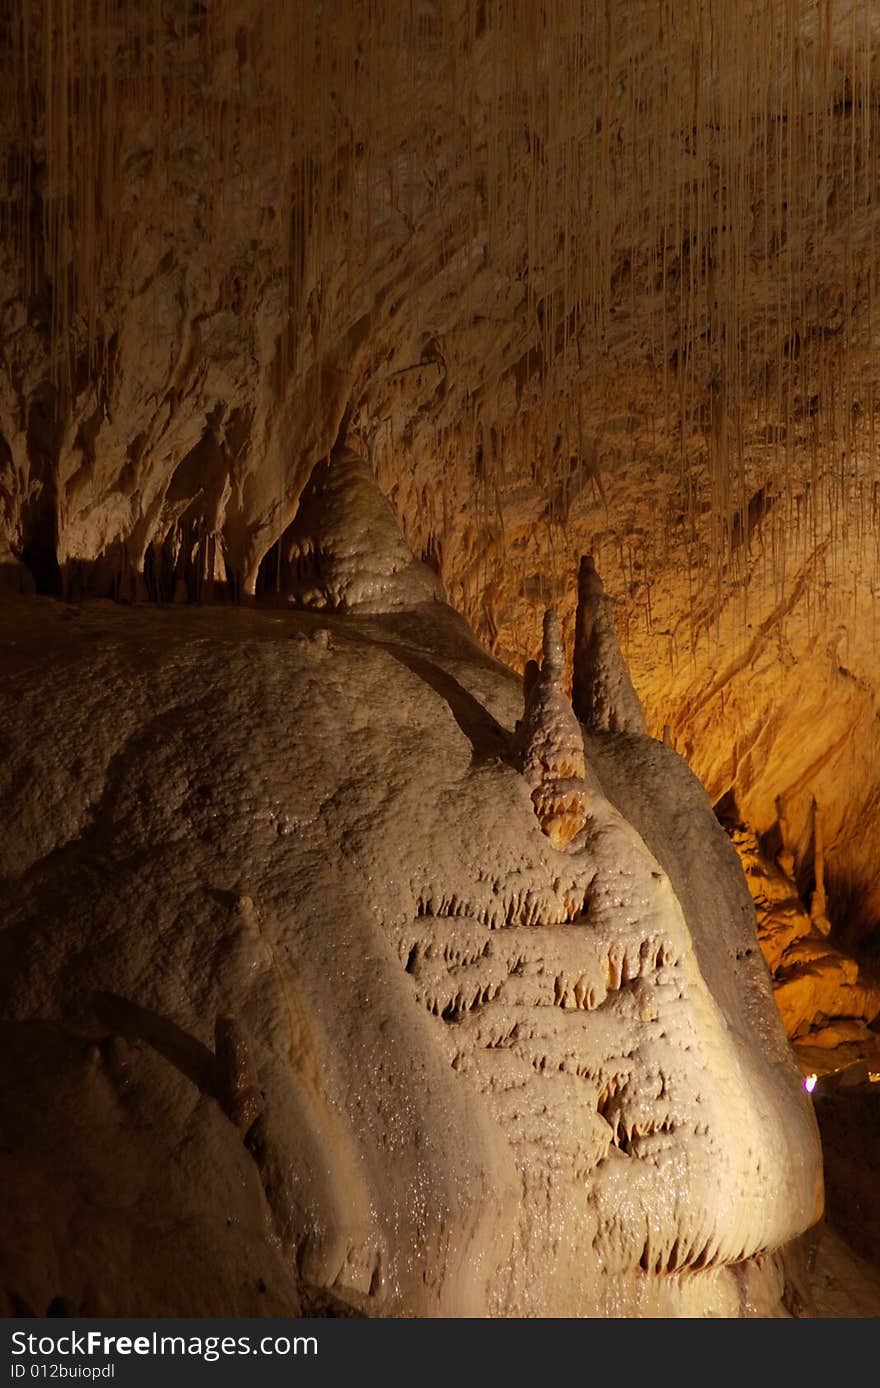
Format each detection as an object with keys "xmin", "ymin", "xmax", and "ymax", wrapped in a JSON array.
[
  {"xmin": 0, "ymin": 509, "xmax": 824, "ymax": 1317},
  {"xmin": 282, "ymin": 449, "xmax": 446, "ymax": 613},
  {"xmin": 572, "ymin": 555, "xmax": 647, "ymax": 734},
  {"xmin": 518, "ymin": 609, "xmax": 589, "ymax": 850}
]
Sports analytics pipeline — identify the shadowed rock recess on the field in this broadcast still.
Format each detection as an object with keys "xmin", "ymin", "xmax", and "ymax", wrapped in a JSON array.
[{"xmin": 0, "ymin": 458, "xmax": 822, "ymax": 1318}]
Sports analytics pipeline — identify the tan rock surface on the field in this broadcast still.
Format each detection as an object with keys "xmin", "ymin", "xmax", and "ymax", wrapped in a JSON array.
[
  {"xmin": 0, "ymin": 576, "xmax": 821, "ymax": 1316},
  {"xmin": 4, "ymin": 0, "xmax": 880, "ymax": 1317},
  {"xmin": 1, "ymin": 4, "xmax": 880, "ymax": 947}
]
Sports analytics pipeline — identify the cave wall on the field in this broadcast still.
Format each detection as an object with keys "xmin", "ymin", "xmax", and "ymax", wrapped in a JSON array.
[{"xmin": 1, "ymin": 0, "xmax": 879, "ymax": 934}]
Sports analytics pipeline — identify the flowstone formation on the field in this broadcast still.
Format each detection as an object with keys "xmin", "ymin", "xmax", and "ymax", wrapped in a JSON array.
[
  {"xmin": 731, "ymin": 824, "xmax": 880, "ymax": 1068},
  {"xmin": 0, "ymin": 458, "xmax": 822, "ymax": 1318}
]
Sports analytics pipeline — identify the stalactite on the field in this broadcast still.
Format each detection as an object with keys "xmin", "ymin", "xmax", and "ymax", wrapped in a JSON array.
[{"xmin": 0, "ymin": 1, "xmax": 877, "ymax": 632}]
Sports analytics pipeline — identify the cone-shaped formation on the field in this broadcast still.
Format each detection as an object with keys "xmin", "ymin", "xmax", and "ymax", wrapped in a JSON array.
[
  {"xmin": 283, "ymin": 448, "xmax": 446, "ymax": 613},
  {"xmin": 518, "ymin": 611, "xmax": 589, "ymax": 850},
  {"xmin": 572, "ymin": 556, "xmax": 647, "ymax": 735}
]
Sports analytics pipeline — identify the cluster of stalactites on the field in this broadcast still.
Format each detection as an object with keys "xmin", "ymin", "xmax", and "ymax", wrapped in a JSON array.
[{"xmin": 4, "ymin": 1, "xmax": 880, "ymax": 636}]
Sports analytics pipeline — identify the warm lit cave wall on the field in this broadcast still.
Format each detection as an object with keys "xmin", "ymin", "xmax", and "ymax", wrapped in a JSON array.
[{"xmin": 2, "ymin": 1, "xmax": 880, "ymax": 938}]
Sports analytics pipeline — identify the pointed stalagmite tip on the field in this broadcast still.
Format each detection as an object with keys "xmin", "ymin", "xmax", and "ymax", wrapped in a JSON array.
[
  {"xmin": 518, "ymin": 608, "xmax": 589, "ymax": 850},
  {"xmin": 572, "ymin": 553, "xmax": 647, "ymax": 734}
]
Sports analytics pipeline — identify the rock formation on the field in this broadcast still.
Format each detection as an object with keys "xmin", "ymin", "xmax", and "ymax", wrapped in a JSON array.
[
  {"xmin": 215, "ymin": 1014, "xmax": 264, "ymax": 1138},
  {"xmin": 280, "ymin": 448, "xmax": 446, "ymax": 613},
  {"xmin": 0, "ymin": 461, "xmax": 822, "ymax": 1318},
  {"xmin": 572, "ymin": 555, "xmax": 647, "ymax": 735},
  {"xmin": 517, "ymin": 610, "xmax": 590, "ymax": 850},
  {"xmin": 776, "ymin": 796, "xmax": 797, "ymax": 881},
  {"xmin": 809, "ymin": 800, "xmax": 831, "ymax": 939},
  {"xmin": 5, "ymin": 0, "xmax": 880, "ymax": 1318},
  {"xmin": 732, "ymin": 825, "xmax": 880, "ymax": 1068},
  {"xmin": 1, "ymin": 0, "xmax": 880, "ymax": 948}
]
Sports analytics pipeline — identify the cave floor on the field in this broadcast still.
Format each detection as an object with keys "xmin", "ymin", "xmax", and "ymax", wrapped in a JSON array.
[
  {"xmin": 810, "ymin": 1224, "xmax": 880, "ymax": 1317},
  {"xmin": 809, "ymin": 1085, "xmax": 880, "ymax": 1317}
]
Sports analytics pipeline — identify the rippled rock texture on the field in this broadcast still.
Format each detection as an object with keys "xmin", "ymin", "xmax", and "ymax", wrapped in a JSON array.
[
  {"xmin": 2, "ymin": 2, "xmax": 880, "ymax": 948},
  {"xmin": 0, "ymin": 543, "xmax": 821, "ymax": 1315}
]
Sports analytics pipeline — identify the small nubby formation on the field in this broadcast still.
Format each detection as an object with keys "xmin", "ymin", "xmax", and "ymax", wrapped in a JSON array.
[
  {"xmin": 518, "ymin": 610, "xmax": 589, "ymax": 850},
  {"xmin": 572, "ymin": 555, "xmax": 647, "ymax": 734}
]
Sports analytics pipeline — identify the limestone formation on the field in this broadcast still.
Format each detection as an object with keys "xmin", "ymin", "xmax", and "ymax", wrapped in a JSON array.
[
  {"xmin": 282, "ymin": 449, "xmax": 446, "ymax": 614},
  {"xmin": 517, "ymin": 610, "xmax": 590, "ymax": 850},
  {"xmin": 731, "ymin": 825, "xmax": 880, "ymax": 1062},
  {"xmin": 0, "ymin": 3, "xmax": 880, "ymax": 946},
  {"xmin": 572, "ymin": 555, "xmax": 647, "ymax": 735},
  {"xmin": 0, "ymin": 554, "xmax": 822, "ymax": 1316},
  {"xmin": 776, "ymin": 795, "xmax": 797, "ymax": 880},
  {"xmin": 0, "ymin": 540, "xmax": 35, "ymax": 596},
  {"xmin": 4, "ymin": 0, "xmax": 874, "ymax": 1319}
]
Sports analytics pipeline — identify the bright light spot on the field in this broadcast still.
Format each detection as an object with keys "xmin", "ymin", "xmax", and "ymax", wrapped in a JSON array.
[
  {"xmin": 804, "ymin": 1074, "xmax": 818, "ymax": 1094},
  {"xmin": 869, "ymin": 1072, "xmax": 880, "ymax": 1084}
]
